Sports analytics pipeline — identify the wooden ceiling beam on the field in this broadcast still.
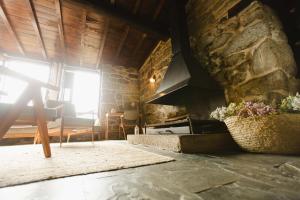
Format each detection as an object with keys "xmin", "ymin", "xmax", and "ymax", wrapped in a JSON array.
[
  {"xmin": 132, "ymin": 0, "xmax": 165, "ymax": 59},
  {"xmin": 0, "ymin": 0, "xmax": 25, "ymax": 56},
  {"xmin": 132, "ymin": 33, "xmax": 147, "ymax": 57},
  {"xmin": 26, "ymin": 0, "xmax": 48, "ymax": 60},
  {"xmin": 115, "ymin": 0, "xmax": 141, "ymax": 65},
  {"xmin": 96, "ymin": 19, "xmax": 109, "ymax": 68},
  {"xmin": 114, "ymin": 26, "xmax": 129, "ymax": 62},
  {"xmin": 152, "ymin": 0, "xmax": 165, "ymax": 21},
  {"xmin": 66, "ymin": 0, "xmax": 169, "ymax": 40},
  {"xmin": 54, "ymin": 0, "xmax": 66, "ymax": 62},
  {"xmin": 133, "ymin": 0, "xmax": 141, "ymax": 15},
  {"xmin": 80, "ymin": 10, "xmax": 87, "ymax": 67}
]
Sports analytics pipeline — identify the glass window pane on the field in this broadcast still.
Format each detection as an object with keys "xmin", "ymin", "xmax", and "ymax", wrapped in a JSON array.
[
  {"xmin": 68, "ymin": 70, "xmax": 100, "ymax": 119},
  {"xmin": 0, "ymin": 59, "xmax": 50, "ymax": 104}
]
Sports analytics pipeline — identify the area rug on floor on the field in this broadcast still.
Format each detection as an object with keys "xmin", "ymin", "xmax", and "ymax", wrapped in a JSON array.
[{"xmin": 0, "ymin": 141, "xmax": 174, "ymax": 187}]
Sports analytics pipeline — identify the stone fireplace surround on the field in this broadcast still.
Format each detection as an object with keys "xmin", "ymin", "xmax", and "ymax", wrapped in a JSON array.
[{"xmin": 139, "ymin": 0, "xmax": 299, "ymax": 125}]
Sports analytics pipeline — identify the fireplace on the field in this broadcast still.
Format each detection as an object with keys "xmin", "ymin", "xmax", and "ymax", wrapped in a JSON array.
[
  {"xmin": 146, "ymin": 0, "xmax": 226, "ymax": 122},
  {"xmin": 139, "ymin": 0, "xmax": 299, "ymax": 131},
  {"xmin": 142, "ymin": 0, "xmax": 228, "ymax": 134}
]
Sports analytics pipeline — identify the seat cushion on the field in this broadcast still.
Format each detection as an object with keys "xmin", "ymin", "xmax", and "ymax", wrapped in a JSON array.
[
  {"xmin": 47, "ymin": 117, "xmax": 94, "ymax": 129},
  {"xmin": 0, "ymin": 102, "xmax": 57, "ymax": 121},
  {"xmin": 63, "ymin": 117, "xmax": 94, "ymax": 127},
  {"xmin": 5, "ymin": 126, "xmax": 37, "ymax": 138},
  {"xmin": 46, "ymin": 100, "xmax": 76, "ymax": 117}
]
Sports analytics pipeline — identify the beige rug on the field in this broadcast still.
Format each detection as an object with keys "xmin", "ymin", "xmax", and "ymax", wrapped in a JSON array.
[{"xmin": 0, "ymin": 141, "xmax": 174, "ymax": 188}]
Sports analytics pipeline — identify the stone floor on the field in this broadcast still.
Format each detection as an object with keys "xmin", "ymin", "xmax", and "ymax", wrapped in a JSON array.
[{"xmin": 0, "ymin": 142, "xmax": 300, "ymax": 200}]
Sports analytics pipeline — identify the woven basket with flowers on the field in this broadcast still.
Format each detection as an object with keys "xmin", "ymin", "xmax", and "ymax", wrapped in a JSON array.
[{"xmin": 210, "ymin": 93, "xmax": 300, "ymax": 154}]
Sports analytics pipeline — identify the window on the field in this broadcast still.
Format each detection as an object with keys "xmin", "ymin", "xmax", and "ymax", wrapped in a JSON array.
[
  {"xmin": 0, "ymin": 59, "xmax": 50, "ymax": 104},
  {"xmin": 62, "ymin": 69, "xmax": 100, "ymax": 119}
]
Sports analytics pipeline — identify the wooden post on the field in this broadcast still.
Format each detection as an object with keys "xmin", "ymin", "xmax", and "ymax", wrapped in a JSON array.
[
  {"xmin": 32, "ymin": 86, "xmax": 51, "ymax": 158},
  {"xmin": 60, "ymin": 116, "xmax": 64, "ymax": 147},
  {"xmin": 105, "ymin": 113, "xmax": 109, "ymax": 140}
]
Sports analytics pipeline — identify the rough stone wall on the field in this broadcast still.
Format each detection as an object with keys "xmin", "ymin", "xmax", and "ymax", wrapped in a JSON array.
[
  {"xmin": 139, "ymin": 40, "xmax": 186, "ymax": 124},
  {"xmin": 100, "ymin": 64, "xmax": 139, "ymax": 138},
  {"xmin": 187, "ymin": 0, "xmax": 298, "ymax": 104}
]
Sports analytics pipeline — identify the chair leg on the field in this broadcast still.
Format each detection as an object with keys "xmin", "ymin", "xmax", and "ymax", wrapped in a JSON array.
[
  {"xmin": 33, "ymin": 89, "xmax": 51, "ymax": 158},
  {"xmin": 33, "ymin": 130, "xmax": 39, "ymax": 144},
  {"xmin": 60, "ymin": 129, "xmax": 63, "ymax": 147},
  {"xmin": 122, "ymin": 126, "xmax": 126, "ymax": 140},
  {"xmin": 60, "ymin": 118, "xmax": 64, "ymax": 147},
  {"xmin": 92, "ymin": 128, "xmax": 94, "ymax": 143},
  {"xmin": 67, "ymin": 133, "xmax": 71, "ymax": 143}
]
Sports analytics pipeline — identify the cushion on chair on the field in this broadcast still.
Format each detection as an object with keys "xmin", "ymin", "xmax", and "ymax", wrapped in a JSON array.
[
  {"xmin": 51, "ymin": 117, "xmax": 94, "ymax": 128},
  {"xmin": 46, "ymin": 100, "xmax": 76, "ymax": 117},
  {"xmin": 0, "ymin": 102, "xmax": 57, "ymax": 121},
  {"xmin": 64, "ymin": 117, "xmax": 94, "ymax": 127},
  {"xmin": 5, "ymin": 126, "xmax": 37, "ymax": 138}
]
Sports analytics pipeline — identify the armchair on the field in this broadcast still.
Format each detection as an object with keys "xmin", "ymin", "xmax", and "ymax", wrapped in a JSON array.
[
  {"xmin": 0, "ymin": 66, "xmax": 59, "ymax": 158},
  {"xmin": 119, "ymin": 103, "xmax": 139, "ymax": 139},
  {"xmin": 46, "ymin": 100, "xmax": 95, "ymax": 146}
]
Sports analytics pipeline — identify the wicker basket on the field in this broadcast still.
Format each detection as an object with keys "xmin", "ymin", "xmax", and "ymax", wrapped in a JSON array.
[{"xmin": 224, "ymin": 114, "xmax": 300, "ymax": 154}]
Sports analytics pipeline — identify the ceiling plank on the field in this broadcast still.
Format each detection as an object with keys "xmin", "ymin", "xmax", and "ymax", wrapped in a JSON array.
[
  {"xmin": 152, "ymin": 0, "xmax": 165, "ymax": 21},
  {"xmin": 80, "ymin": 10, "xmax": 87, "ymax": 67},
  {"xmin": 132, "ymin": 33, "xmax": 147, "ymax": 57},
  {"xmin": 54, "ymin": 0, "xmax": 66, "ymax": 62},
  {"xmin": 114, "ymin": 26, "xmax": 130, "ymax": 61},
  {"xmin": 26, "ymin": 0, "xmax": 48, "ymax": 60},
  {"xmin": 132, "ymin": 0, "xmax": 165, "ymax": 59},
  {"xmin": 96, "ymin": 19, "xmax": 109, "ymax": 68},
  {"xmin": 0, "ymin": 0, "xmax": 25, "ymax": 56},
  {"xmin": 116, "ymin": 0, "xmax": 141, "ymax": 65},
  {"xmin": 133, "ymin": 0, "xmax": 141, "ymax": 15},
  {"xmin": 66, "ymin": 0, "xmax": 169, "ymax": 40}
]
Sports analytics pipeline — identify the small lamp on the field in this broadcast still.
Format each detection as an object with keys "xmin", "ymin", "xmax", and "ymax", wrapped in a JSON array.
[
  {"xmin": 148, "ymin": 55, "xmax": 156, "ymax": 83},
  {"xmin": 149, "ymin": 75, "xmax": 156, "ymax": 83}
]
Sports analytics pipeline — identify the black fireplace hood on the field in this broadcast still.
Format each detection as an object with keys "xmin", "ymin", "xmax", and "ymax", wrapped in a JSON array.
[{"xmin": 146, "ymin": 0, "xmax": 224, "ymax": 106}]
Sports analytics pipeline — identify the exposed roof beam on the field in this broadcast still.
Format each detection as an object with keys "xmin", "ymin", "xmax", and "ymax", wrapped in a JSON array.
[
  {"xmin": 0, "ymin": 51, "xmax": 50, "ymax": 65},
  {"xmin": 54, "ymin": 0, "xmax": 66, "ymax": 62},
  {"xmin": 115, "ymin": 0, "xmax": 141, "ymax": 65},
  {"xmin": 115, "ymin": 26, "xmax": 130, "ymax": 61},
  {"xmin": 26, "ymin": 0, "xmax": 48, "ymax": 60},
  {"xmin": 66, "ymin": 0, "xmax": 169, "ymax": 40},
  {"xmin": 110, "ymin": 0, "xmax": 116, "ymax": 5},
  {"xmin": 80, "ymin": 10, "xmax": 86, "ymax": 67},
  {"xmin": 133, "ymin": 0, "xmax": 141, "ymax": 15},
  {"xmin": 132, "ymin": 0, "xmax": 165, "ymax": 59},
  {"xmin": 152, "ymin": 0, "xmax": 165, "ymax": 21},
  {"xmin": 0, "ymin": 0, "xmax": 25, "ymax": 56},
  {"xmin": 133, "ymin": 33, "xmax": 147, "ymax": 57},
  {"xmin": 96, "ymin": 19, "xmax": 110, "ymax": 68}
]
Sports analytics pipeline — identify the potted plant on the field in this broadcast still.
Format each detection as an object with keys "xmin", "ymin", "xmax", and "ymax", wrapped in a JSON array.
[{"xmin": 210, "ymin": 94, "xmax": 300, "ymax": 154}]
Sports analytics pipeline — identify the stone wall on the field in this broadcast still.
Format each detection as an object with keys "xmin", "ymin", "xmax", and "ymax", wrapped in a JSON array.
[
  {"xmin": 139, "ymin": 0, "xmax": 299, "ymax": 124},
  {"xmin": 100, "ymin": 64, "xmax": 139, "ymax": 138},
  {"xmin": 187, "ymin": 0, "xmax": 298, "ymax": 104},
  {"xmin": 139, "ymin": 40, "xmax": 186, "ymax": 124}
]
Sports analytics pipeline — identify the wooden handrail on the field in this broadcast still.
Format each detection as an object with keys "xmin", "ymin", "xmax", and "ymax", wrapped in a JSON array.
[{"xmin": 0, "ymin": 65, "xmax": 59, "ymax": 91}]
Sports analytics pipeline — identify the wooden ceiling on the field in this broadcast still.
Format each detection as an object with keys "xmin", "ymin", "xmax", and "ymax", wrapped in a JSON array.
[{"xmin": 0, "ymin": 0, "xmax": 170, "ymax": 69}]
